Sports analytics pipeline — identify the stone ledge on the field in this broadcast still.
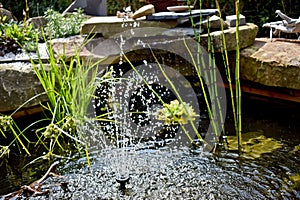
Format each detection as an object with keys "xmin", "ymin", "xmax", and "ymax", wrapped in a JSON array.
[
  {"xmin": 240, "ymin": 38, "xmax": 300, "ymax": 90},
  {"xmin": 200, "ymin": 23, "xmax": 258, "ymax": 52},
  {"xmin": 81, "ymin": 16, "xmax": 179, "ymax": 38},
  {"xmin": 0, "ymin": 63, "xmax": 47, "ymax": 112}
]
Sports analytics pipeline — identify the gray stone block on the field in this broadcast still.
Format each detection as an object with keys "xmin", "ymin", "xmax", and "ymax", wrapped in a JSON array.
[{"xmin": 226, "ymin": 14, "xmax": 246, "ymax": 27}]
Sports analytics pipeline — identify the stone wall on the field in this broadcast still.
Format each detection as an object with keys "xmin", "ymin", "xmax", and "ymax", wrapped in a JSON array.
[
  {"xmin": 0, "ymin": 63, "xmax": 47, "ymax": 112},
  {"xmin": 240, "ymin": 38, "xmax": 300, "ymax": 90}
]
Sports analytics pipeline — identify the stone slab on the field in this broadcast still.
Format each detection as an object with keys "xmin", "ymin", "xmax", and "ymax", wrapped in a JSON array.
[
  {"xmin": 0, "ymin": 63, "xmax": 47, "ymax": 112},
  {"xmin": 81, "ymin": 16, "xmax": 179, "ymax": 38},
  {"xmin": 240, "ymin": 38, "xmax": 300, "ymax": 90},
  {"xmin": 226, "ymin": 14, "xmax": 246, "ymax": 27},
  {"xmin": 146, "ymin": 9, "xmax": 218, "ymax": 20},
  {"xmin": 200, "ymin": 23, "xmax": 258, "ymax": 52}
]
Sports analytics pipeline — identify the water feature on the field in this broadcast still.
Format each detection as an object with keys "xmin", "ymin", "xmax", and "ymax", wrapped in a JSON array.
[
  {"xmin": 0, "ymin": 78, "xmax": 299, "ymax": 199},
  {"xmin": 0, "ymin": 26, "xmax": 299, "ymax": 200},
  {"xmin": 11, "ymin": 97, "xmax": 297, "ymax": 199}
]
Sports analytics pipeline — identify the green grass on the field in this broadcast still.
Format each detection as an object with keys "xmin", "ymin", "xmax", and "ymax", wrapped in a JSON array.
[{"xmin": 30, "ymin": 36, "xmax": 109, "ymax": 165}]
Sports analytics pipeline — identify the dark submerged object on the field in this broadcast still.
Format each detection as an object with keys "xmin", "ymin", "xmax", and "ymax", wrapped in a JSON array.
[{"xmin": 116, "ymin": 176, "xmax": 130, "ymax": 190}]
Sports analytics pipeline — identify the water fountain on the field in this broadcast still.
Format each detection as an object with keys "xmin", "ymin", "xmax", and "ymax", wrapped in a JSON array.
[
  {"xmin": 83, "ymin": 26, "xmax": 227, "ymax": 192},
  {"xmin": 21, "ymin": 26, "xmax": 298, "ymax": 199},
  {"xmin": 1, "ymin": 14, "xmax": 300, "ymax": 200}
]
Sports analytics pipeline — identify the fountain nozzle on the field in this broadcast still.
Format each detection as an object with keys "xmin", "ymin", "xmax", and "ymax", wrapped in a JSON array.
[{"xmin": 116, "ymin": 176, "xmax": 130, "ymax": 190}]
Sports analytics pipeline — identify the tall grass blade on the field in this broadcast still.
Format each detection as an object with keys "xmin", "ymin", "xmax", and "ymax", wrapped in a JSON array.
[{"xmin": 235, "ymin": 0, "xmax": 242, "ymax": 152}]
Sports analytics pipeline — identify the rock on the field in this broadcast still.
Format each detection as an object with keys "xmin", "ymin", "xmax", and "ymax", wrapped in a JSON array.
[
  {"xmin": 0, "ymin": 62, "xmax": 47, "ymax": 112},
  {"xmin": 226, "ymin": 14, "xmax": 246, "ymax": 27},
  {"xmin": 200, "ymin": 23, "xmax": 258, "ymax": 52},
  {"xmin": 0, "ymin": 7, "xmax": 17, "ymax": 23},
  {"xmin": 26, "ymin": 16, "xmax": 48, "ymax": 29},
  {"xmin": 132, "ymin": 4, "xmax": 155, "ymax": 19},
  {"xmin": 81, "ymin": 16, "xmax": 179, "ymax": 38},
  {"xmin": 240, "ymin": 38, "xmax": 300, "ymax": 90},
  {"xmin": 51, "ymin": 35, "xmax": 105, "ymax": 63},
  {"xmin": 201, "ymin": 15, "xmax": 228, "ymax": 30}
]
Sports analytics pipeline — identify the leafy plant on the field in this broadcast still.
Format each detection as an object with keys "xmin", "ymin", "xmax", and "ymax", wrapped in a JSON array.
[
  {"xmin": 31, "ymin": 37, "xmax": 110, "ymax": 166},
  {"xmin": 0, "ymin": 21, "xmax": 38, "ymax": 53},
  {"xmin": 107, "ymin": 0, "xmax": 143, "ymax": 15},
  {"xmin": 3, "ymin": 0, "xmax": 73, "ymax": 20},
  {"xmin": 0, "ymin": 145, "xmax": 10, "ymax": 158},
  {"xmin": 0, "ymin": 114, "xmax": 31, "ymax": 157},
  {"xmin": 44, "ymin": 8, "xmax": 86, "ymax": 39},
  {"xmin": 156, "ymin": 100, "xmax": 197, "ymax": 125}
]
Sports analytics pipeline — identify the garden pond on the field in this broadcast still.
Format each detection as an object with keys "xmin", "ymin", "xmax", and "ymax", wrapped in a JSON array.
[{"xmin": 0, "ymin": 96, "xmax": 299, "ymax": 199}]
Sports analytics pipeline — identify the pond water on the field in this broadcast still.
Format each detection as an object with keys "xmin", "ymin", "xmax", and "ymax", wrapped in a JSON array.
[{"xmin": 0, "ymin": 96, "xmax": 299, "ymax": 199}]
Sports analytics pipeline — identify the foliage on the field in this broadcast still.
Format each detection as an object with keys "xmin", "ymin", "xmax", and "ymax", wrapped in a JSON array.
[
  {"xmin": 0, "ymin": 145, "xmax": 10, "ymax": 158},
  {"xmin": 0, "ymin": 35, "xmax": 107, "ymax": 162},
  {"xmin": 44, "ymin": 8, "xmax": 86, "ymax": 39},
  {"xmin": 107, "ymin": 0, "xmax": 143, "ymax": 15},
  {"xmin": 289, "ymin": 174, "xmax": 300, "ymax": 190},
  {"xmin": 0, "ymin": 21, "xmax": 38, "ymax": 53},
  {"xmin": 156, "ymin": 100, "xmax": 197, "ymax": 125},
  {"xmin": 2, "ymin": 0, "xmax": 73, "ymax": 20},
  {"xmin": 0, "ymin": 114, "xmax": 30, "ymax": 156},
  {"xmin": 32, "ymin": 40, "xmax": 91, "ymax": 134},
  {"xmin": 225, "ymin": 131, "xmax": 282, "ymax": 159},
  {"xmin": 30, "ymin": 37, "xmax": 111, "ymax": 165},
  {"xmin": 28, "ymin": 0, "xmax": 73, "ymax": 18},
  {"xmin": 3, "ymin": 0, "xmax": 298, "ymax": 37}
]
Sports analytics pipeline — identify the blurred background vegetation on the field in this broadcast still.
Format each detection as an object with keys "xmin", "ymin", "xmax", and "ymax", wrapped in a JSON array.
[{"xmin": 1, "ymin": 0, "xmax": 299, "ymax": 37}]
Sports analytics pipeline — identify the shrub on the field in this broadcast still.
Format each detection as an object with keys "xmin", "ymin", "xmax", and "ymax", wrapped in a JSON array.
[
  {"xmin": 2, "ymin": 0, "xmax": 73, "ymax": 20},
  {"xmin": 0, "ymin": 21, "xmax": 38, "ymax": 54},
  {"xmin": 44, "ymin": 8, "xmax": 86, "ymax": 39}
]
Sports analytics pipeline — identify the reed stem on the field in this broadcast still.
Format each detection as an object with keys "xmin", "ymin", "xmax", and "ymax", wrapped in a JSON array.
[{"xmin": 235, "ymin": 0, "xmax": 242, "ymax": 152}]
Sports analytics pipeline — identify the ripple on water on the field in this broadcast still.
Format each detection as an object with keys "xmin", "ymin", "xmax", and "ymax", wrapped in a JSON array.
[{"xmin": 22, "ymin": 146, "xmax": 299, "ymax": 200}]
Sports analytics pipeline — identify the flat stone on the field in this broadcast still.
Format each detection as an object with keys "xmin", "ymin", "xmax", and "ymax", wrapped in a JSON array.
[
  {"xmin": 0, "ymin": 63, "xmax": 47, "ymax": 112},
  {"xmin": 132, "ymin": 4, "xmax": 155, "ymax": 19},
  {"xmin": 81, "ymin": 16, "xmax": 179, "ymax": 38},
  {"xmin": 240, "ymin": 38, "xmax": 300, "ymax": 89},
  {"xmin": 27, "ymin": 16, "xmax": 48, "ymax": 29},
  {"xmin": 51, "ymin": 35, "xmax": 104, "ymax": 62},
  {"xmin": 146, "ymin": 9, "xmax": 218, "ymax": 21},
  {"xmin": 200, "ymin": 23, "xmax": 258, "ymax": 52},
  {"xmin": 226, "ymin": 14, "xmax": 246, "ymax": 27},
  {"xmin": 201, "ymin": 15, "xmax": 228, "ymax": 29}
]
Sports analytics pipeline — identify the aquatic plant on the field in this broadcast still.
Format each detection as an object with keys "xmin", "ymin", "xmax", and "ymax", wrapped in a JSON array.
[
  {"xmin": 168, "ymin": 0, "xmax": 243, "ymax": 152},
  {"xmin": 226, "ymin": 131, "xmax": 282, "ymax": 159},
  {"xmin": 156, "ymin": 99, "xmax": 197, "ymax": 125},
  {"xmin": 289, "ymin": 174, "xmax": 300, "ymax": 190},
  {"xmin": 207, "ymin": 0, "xmax": 243, "ymax": 151},
  {"xmin": 234, "ymin": 0, "xmax": 242, "ymax": 153},
  {"xmin": 30, "ymin": 37, "xmax": 109, "ymax": 165},
  {"xmin": 0, "ymin": 145, "xmax": 10, "ymax": 158},
  {"xmin": 0, "ymin": 114, "xmax": 30, "ymax": 156}
]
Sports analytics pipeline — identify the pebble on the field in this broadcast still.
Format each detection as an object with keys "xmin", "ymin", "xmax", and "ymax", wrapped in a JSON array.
[{"xmin": 0, "ymin": 43, "xmax": 48, "ymax": 62}]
